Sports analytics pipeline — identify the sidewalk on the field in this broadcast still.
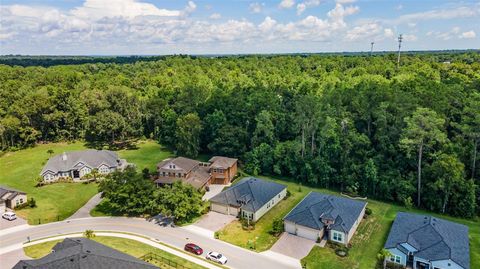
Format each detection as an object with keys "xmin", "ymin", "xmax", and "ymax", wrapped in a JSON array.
[{"xmin": 17, "ymin": 231, "xmax": 224, "ymax": 269}]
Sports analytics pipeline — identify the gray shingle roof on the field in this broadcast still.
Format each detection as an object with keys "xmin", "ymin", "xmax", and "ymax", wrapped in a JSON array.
[
  {"xmin": 0, "ymin": 185, "xmax": 26, "ymax": 201},
  {"xmin": 210, "ymin": 177, "xmax": 286, "ymax": 213},
  {"xmin": 41, "ymin": 150, "xmax": 122, "ymax": 175},
  {"xmin": 13, "ymin": 238, "xmax": 158, "ymax": 269},
  {"xmin": 283, "ymin": 192, "xmax": 366, "ymax": 233},
  {"xmin": 384, "ymin": 212, "xmax": 470, "ymax": 269}
]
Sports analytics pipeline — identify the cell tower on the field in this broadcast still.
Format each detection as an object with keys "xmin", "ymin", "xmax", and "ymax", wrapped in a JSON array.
[
  {"xmin": 370, "ymin": 42, "xmax": 374, "ymax": 56},
  {"xmin": 397, "ymin": 34, "xmax": 403, "ymax": 68}
]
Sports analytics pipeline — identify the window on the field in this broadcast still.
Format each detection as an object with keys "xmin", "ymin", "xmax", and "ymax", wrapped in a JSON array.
[
  {"xmin": 332, "ymin": 232, "xmax": 343, "ymax": 242},
  {"xmin": 20, "ymin": 198, "xmax": 24, "ymax": 203},
  {"xmin": 389, "ymin": 255, "xmax": 401, "ymax": 264}
]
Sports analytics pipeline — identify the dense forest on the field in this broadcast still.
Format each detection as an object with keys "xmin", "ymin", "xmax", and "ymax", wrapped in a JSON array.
[{"xmin": 0, "ymin": 53, "xmax": 479, "ymax": 218}]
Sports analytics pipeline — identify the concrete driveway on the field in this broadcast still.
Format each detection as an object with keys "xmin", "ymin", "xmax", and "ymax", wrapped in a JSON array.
[
  {"xmin": 193, "ymin": 211, "xmax": 236, "ymax": 232},
  {"xmin": 0, "ymin": 215, "xmax": 27, "ymax": 230},
  {"xmin": 270, "ymin": 233, "xmax": 316, "ymax": 259},
  {"xmin": 67, "ymin": 192, "xmax": 102, "ymax": 220},
  {"xmin": 202, "ymin": 184, "xmax": 228, "ymax": 201},
  {"xmin": 0, "ymin": 249, "xmax": 29, "ymax": 269}
]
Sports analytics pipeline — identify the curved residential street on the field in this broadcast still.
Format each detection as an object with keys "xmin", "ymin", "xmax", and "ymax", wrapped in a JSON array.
[{"xmin": 0, "ymin": 217, "xmax": 300, "ymax": 269}]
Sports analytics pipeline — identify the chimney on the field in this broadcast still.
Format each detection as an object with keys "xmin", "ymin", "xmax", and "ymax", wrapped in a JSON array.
[{"xmin": 62, "ymin": 152, "xmax": 67, "ymax": 161}]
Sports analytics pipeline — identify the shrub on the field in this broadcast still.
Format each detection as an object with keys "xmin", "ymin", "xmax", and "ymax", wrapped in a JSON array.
[
  {"xmin": 403, "ymin": 197, "xmax": 413, "ymax": 210},
  {"xmin": 241, "ymin": 218, "xmax": 255, "ymax": 230},
  {"xmin": 214, "ymin": 231, "xmax": 220, "ymax": 239},
  {"xmin": 365, "ymin": 207, "xmax": 372, "ymax": 215},
  {"xmin": 28, "ymin": 198, "xmax": 36, "ymax": 208},
  {"xmin": 84, "ymin": 230, "xmax": 95, "ymax": 238},
  {"xmin": 269, "ymin": 218, "xmax": 284, "ymax": 236},
  {"xmin": 284, "ymin": 190, "xmax": 291, "ymax": 200}
]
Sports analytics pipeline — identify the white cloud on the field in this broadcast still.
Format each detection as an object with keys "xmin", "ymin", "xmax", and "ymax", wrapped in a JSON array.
[
  {"xmin": 459, "ymin": 30, "xmax": 476, "ymax": 39},
  {"xmin": 71, "ymin": 0, "xmax": 182, "ymax": 19},
  {"xmin": 345, "ymin": 22, "xmax": 382, "ymax": 41},
  {"xmin": 394, "ymin": 5, "xmax": 480, "ymax": 24},
  {"xmin": 403, "ymin": 34, "xmax": 417, "ymax": 42},
  {"xmin": 209, "ymin": 13, "xmax": 221, "ymax": 19},
  {"xmin": 296, "ymin": 0, "xmax": 321, "ymax": 15},
  {"xmin": 279, "ymin": 0, "xmax": 295, "ymax": 9},
  {"xmin": 336, "ymin": 0, "xmax": 356, "ymax": 3},
  {"xmin": 184, "ymin": 1, "xmax": 197, "ymax": 14},
  {"xmin": 249, "ymin": 2, "xmax": 264, "ymax": 13},
  {"xmin": 297, "ymin": 4, "xmax": 306, "ymax": 15},
  {"xmin": 384, "ymin": 28, "xmax": 394, "ymax": 38}
]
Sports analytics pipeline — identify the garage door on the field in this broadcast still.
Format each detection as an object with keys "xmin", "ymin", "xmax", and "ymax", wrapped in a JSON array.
[
  {"xmin": 227, "ymin": 207, "xmax": 239, "ymax": 216},
  {"xmin": 211, "ymin": 203, "xmax": 228, "ymax": 214},
  {"xmin": 285, "ymin": 221, "xmax": 296, "ymax": 234},
  {"xmin": 296, "ymin": 225, "xmax": 320, "ymax": 241}
]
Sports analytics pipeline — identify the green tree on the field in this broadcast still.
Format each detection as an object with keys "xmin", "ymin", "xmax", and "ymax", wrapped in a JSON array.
[
  {"xmin": 252, "ymin": 110, "xmax": 275, "ymax": 147},
  {"xmin": 175, "ymin": 113, "xmax": 202, "ymax": 157},
  {"xmin": 400, "ymin": 107, "xmax": 447, "ymax": 207},
  {"xmin": 460, "ymin": 92, "xmax": 480, "ymax": 179}
]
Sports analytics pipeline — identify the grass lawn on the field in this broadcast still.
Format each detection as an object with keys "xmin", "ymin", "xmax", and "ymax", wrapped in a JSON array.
[
  {"xmin": 217, "ymin": 175, "xmax": 479, "ymax": 269},
  {"xmin": 23, "ymin": 236, "xmax": 206, "ymax": 269},
  {"xmin": 0, "ymin": 140, "xmax": 172, "ymax": 224}
]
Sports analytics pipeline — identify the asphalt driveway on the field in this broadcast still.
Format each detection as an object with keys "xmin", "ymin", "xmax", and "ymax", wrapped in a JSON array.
[
  {"xmin": 193, "ymin": 211, "xmax": 236, "ymax": 232},
  {"xmin": 270, "ymin": 232, "xmax": 316, "ymax": 259}
]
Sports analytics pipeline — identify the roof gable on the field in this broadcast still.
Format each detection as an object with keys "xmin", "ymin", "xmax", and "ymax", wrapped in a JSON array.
[
  {"xmin": 384, "ymin": 212, "xmax": 470, "ymax": 269},
  {"xmin": 210, "ymin": 177, "xmax": 286, "ymax": 212},
  {"xmin": 283, "ymin": 192, "xmax": 367, "ymax": 233}
]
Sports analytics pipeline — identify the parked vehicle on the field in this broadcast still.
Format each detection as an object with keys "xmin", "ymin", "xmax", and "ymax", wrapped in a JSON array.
[
  {"xmin": 2, "ymin": 212, "xmax": 17, "ymax": 221},
  {"xmin": 206, "ymin": 251, "xmax": 227, "ymax": 264},
  {"xmin": 184, "ymin": 243, "xmax": 203, "ymax": 255}
]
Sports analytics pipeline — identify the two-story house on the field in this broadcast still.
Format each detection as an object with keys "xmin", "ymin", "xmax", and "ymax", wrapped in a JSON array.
[{"xmin": 155, "ymin": 156, "xmax": 238, "ymax": 190}]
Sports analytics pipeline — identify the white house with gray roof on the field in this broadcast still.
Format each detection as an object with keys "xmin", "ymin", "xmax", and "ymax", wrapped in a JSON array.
[
  {"xmin": 283, "ymin": 192, "xmax": 366, "ymax": 244},
  {"xmin": 384, "ymin": 212, "xmax": 470, "ymax": 269},
  {"xmin": 209, "ymin": 177, "xmax": 287, "ymax": 222},
  {"xmin": 41, "ymin": 150, "xmax": 128, "ymax": 182}
]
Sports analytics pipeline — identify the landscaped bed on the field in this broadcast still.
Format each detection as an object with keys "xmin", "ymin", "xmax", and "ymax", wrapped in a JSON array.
[
  {"xmin": 23, "ymin": 236, "xmax": 206, "ymax": 269},
  {"xmin": 0, "ymin": 140, "xmax": 172, "ymax": 224}
]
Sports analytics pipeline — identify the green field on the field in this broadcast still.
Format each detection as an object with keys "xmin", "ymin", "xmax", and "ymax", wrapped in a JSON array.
[
  {"xmin": 0, "ymin": 140, "xmax": 172, "ymax": 224},
  {"xmin": 24, "ymin": 236, "xmax": 206, "ymax": 269},
  {"xmin": 218, "ymin": 175, "xmax": 479, "ymax": 269}
]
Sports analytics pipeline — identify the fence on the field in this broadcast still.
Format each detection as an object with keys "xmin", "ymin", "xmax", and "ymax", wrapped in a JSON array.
[
  {"xmin": 34, "ymin": 215, "xmax": 62, "ymax": 224},
  {"xmin": 140, "ymin": 252, "xmax": 194, "ymax": 269}
]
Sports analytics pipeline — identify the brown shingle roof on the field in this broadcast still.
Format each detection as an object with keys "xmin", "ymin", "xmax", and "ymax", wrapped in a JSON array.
[
  {"xmin": 157, "ymin": 157, "xmax": 199, "ymax": 173},
  {"xmin": 209, "ymin": 156, "xmax": 237, "ymax": 169}
]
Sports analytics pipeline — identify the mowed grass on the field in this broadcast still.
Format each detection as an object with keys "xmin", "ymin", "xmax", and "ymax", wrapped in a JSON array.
[
  {"xmin": 0, "ymin": 140, "xmax": 171, "ymax": 224},
  {"xmin": 24, "ymin": 236, "xmax": 206, "ymax": 269},
  {"xmin": 217, "ymin": 175, "xmax": 479, "ymax": 269}
]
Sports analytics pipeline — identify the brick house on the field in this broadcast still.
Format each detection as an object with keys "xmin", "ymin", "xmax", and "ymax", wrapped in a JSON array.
[{"xmin": 155, "ymin": 156, "xmax": 238, "ymax": 189}]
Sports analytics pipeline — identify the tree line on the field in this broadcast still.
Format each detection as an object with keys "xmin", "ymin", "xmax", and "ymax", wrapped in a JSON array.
[{"xmin": 0, "ymin": 53, "xmax": 479, "ymax": 218}]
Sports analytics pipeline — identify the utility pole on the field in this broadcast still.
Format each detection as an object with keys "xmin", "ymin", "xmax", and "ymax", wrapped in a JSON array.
[
  {"xmin": 397, "ymin": 34, "xmax": 403, "ymax": 68},
  {"xmin": 370, "ymin": 42, "xmax": 374, "ymax": 56}
]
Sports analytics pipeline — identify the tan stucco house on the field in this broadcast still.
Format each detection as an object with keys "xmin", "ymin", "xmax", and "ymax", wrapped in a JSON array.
[{"xmin": 0, "ymin": 186, "xmax": 27, "ymax": 211}]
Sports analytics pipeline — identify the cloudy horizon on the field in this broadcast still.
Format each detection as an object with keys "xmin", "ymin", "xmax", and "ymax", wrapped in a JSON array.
[{"xmin": 0, "ymin": 0, "xmax": 479, "ymax": 55}]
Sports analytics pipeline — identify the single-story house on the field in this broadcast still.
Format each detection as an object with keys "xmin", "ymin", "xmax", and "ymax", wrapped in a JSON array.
[
  {"xmin": 14, "ymin": 237, "xmax": 158, "ymax": 269},
  {"xmin": 384, "ymin": 212, "xmax": 470, "ymax": 269},
  {"xmin": 0, "ymin": 186, "xmax": 27, "ymax": 211},
  {"xmin": 155, "ymin": 156, "xmax": 238, "ymax": 190},
  {"xmin": 41, "ymin": 150, "xmax": 128, "ymax": 182},
  {"xmin": 209, "ymin": 177, "xmax": 287, "ymax": 222},
  {"xmin": 283, "ymin": 192, "xmax": 367, "ymax": 244}
]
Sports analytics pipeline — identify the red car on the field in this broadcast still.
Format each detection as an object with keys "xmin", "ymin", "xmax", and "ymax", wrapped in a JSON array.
[{"xmin": 184, "ymin": 243, "xmax": 203, "ymax": 255}]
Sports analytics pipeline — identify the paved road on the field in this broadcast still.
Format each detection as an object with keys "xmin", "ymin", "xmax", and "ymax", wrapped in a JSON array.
[
  {"xmin": 67, "ymin": 192, "xmax": 103, "ymax": 220},
  {"xmin": 0, "ymin": 217, "xmax": 299, "ymax": 269}
]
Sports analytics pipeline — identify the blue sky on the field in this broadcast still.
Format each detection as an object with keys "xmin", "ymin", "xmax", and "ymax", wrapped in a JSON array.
[{"xmin": 0, "ymin": 0, "xmax": 479, "ymax": 55}]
